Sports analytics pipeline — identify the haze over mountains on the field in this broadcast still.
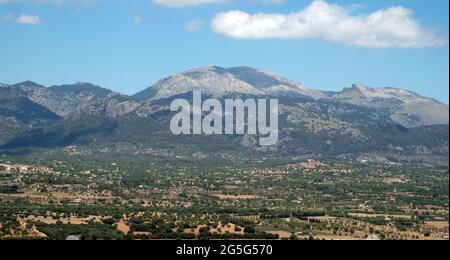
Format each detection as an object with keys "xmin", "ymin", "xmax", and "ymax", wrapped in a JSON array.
[{"xmin": 0, "ymin": 66, "xmax": 448, "ymax": 164}]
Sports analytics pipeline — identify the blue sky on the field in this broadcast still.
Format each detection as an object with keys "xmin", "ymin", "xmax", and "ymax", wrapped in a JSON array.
[{"xmin": 0, "ymin": 0, "xmax": 449, "ymax": 103}]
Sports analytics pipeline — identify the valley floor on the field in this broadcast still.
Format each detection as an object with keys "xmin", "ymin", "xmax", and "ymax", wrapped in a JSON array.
[{"xmin": 0, "ymin": 155, "xmax": 448, "ymax": 240}]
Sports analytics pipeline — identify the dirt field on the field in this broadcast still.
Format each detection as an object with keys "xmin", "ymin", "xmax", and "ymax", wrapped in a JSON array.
[
  {"xmin": 21, "ymin": 215, "xmax": 103, "ymax": 225},
  {"xmin": 425, "ymin": 221, "xmax": 449, "ymax": 229},
  {"xmin": 116, "ymin": 220, "xmax": 130, "ymax": 234},
  {"xmin": 266, "ymin": 230, "xmax": 292, "ymax": 239}
]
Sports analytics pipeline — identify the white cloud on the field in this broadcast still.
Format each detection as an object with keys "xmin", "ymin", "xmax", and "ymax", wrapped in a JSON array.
[
  {"xmin": 2, "ymin": 11, "xmax": 42, "ymax": 25},
  {"xmin": 250, "ymin": 0, "xmax": 285, "ymax": 5},
  {"xmin": 0, "ymin": 0, "xmax": 98, "ymax": 5},
  {"xmin": 153, "ymin": 0, "xmax": 228, "ymax": 8},
  {"xmin": 37, "ymin": 0, "xmax": 99, "ymax": 5},
  {"xmin": 15, "ymin": 14, "xmax": 42, "ymax": 24},
  {"xmin": 211, "ymin": 0, "xmax": 448, "ymax": 48},
  {"xmin": 185, "ymin": 19, "xmax": 203, "ymax": 32},
  {"xmin": 0, "ymin": 0, "xmax": 99, "ymax": 22}
]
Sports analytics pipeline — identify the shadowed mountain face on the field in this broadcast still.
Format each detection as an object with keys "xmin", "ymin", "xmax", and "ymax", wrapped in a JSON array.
[
  {"xmin": 2, "ymin": 81, "xmax": 114, "ymax": 117},
  {"xmin": 0, "ymin": 66, "xmax": 448, "ymax": 164},
  {"xmin": 0, "ymin": 93, "xmax": 61, "ymax": 144},
  {"xmin": 0, "ymin": 96, "xmax": 60, "ymax": 124}
]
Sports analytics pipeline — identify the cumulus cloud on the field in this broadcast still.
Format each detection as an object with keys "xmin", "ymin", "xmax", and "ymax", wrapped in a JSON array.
[
  {"xmin": 211, "ymin": 0, "xmax": 448, "ymax": 48},
  {"xmin": 153, "ymin": 0, "xmax": 228, "ymax": 8},
  {"xmin": 2, "ymin": 12, "xmax": 42, "ymax": 25},
  {"xmin": 15, "ymin": 14, "xmax": 42, "ymax": 24},
  {"xmin": 39, "ymin": 0, "xmax": 99, "ymax": 5},
  {"xmin": 250, "ymin": 0, "xmax": 285, "ymax": 5},
  {"xmin": 0, "ymin": 0, "xmax": 98, "ymax": 5}
]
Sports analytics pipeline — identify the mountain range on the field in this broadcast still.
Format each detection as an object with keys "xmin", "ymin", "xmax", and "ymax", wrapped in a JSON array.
[{"xmin": 0, "ymin": 66, "xmax": 448, "ymax": 165}]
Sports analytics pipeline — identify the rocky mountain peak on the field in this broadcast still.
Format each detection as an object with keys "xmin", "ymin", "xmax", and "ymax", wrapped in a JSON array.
[
  {"xmin": 2, "ymin": 66, "xmax": 448, "ymax": 129},
  {"xmin": 349, "ymin": 84, "xmax": 370, "ymax": 92},
  {"xmin": 133, "ymin": 66, "xmax": 322, "ymax": 101},
  {"xmin": 49, "ymin": 82, "xmax": 113, "ymax": 97},
  {"xmin": 342, "ymin": 84, "xmax": 424, "ymax": 102},
  {"xmin": 12, "ymin": 81, "xmax": 46, "ymax": 91},
  {"xmin": 333, "ymin": 84, "xmax": 448, "ymax": 128}
]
